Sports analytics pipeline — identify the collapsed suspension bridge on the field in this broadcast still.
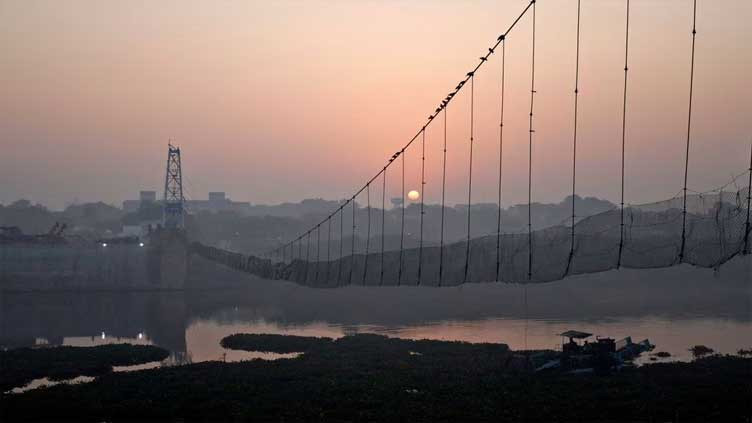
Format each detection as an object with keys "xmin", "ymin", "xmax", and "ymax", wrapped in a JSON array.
[{"xmin": 192, "ymin": 0, "xmax": 752, "ymax": 287}]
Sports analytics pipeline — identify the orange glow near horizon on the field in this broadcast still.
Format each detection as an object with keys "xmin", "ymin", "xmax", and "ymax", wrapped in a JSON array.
[{"xmin": 1, "ymin": 0, "xmax": 750, "ymax": 209}]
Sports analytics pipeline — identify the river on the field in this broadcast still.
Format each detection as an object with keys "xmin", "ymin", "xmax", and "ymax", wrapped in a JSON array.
[{"xmin": 2, "ymin": 256, "xmax": 750, "ymax": 365}]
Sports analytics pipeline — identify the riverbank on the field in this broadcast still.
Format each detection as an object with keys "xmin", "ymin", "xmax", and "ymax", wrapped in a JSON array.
[{"xmin": 2, "ymin": 334, "xmax": 750, "ymax": 421}]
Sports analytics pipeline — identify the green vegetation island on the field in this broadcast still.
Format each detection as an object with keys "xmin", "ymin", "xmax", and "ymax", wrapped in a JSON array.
[{"xmin": 1, "ymin": 335, "xmax": 750, "ymax": 421}]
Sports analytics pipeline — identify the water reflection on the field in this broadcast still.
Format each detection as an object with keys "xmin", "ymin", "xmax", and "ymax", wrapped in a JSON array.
[{"xmin": 1, "ymin": 257, "xmax": 750, "ymax": 365}]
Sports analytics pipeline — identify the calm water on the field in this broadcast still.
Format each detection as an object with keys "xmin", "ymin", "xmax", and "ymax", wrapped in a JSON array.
[{"xmin": 2, "ymin": 257, "xmax": 750, "ymax": 366}]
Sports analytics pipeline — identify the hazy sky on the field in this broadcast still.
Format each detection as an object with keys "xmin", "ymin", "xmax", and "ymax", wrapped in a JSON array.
[{"xmin": 1, "ymin": 0, "xmax": 750, "ymax": 210}]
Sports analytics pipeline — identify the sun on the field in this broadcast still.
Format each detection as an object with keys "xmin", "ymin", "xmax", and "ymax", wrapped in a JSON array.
[{"xmin": 407, "ymin": 190, "xmax": 420, "ymax": 201}]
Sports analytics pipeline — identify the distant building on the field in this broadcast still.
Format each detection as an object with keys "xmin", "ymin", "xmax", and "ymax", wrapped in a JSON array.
[
  {"xmin": 140, "ymin": 190, "xmax": 157, "ymax": 203},
  {"xmin": 123, "ymin": 190, "xmax": 158, "ymax": 212},
  {"xmin": 186, "ymin": 192, "xmax": 250, "ymax": 214},
  {"xmin": 208, "ymin": 192, "xmax": 225, "ymax": 203},
  {"xmin": 123, "ymin": 190, "xmax": 250, "ymax": 215}
]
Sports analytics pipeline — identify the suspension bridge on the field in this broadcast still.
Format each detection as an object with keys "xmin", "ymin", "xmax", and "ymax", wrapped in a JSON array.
[{"xmin": 178, "ymin": 0, "xmax": 751, "ymax": 288}]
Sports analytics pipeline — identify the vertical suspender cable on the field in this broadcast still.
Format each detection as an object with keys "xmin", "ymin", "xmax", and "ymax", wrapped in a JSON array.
[
  {"xmin": 315, "ymin": 224, "xmax": 321, "ymax": 283},
  {"xmin": 418, "ymin": 129, "xmax": 426, "ymax": 285},
  {"xmin": 398, "ymin": 151, "xmax": 406, "ymax": 285},
  {"xmin": 364, "ymin": 183, "xmax": 371, "ymax": 284},
  {"xmin": 305, "ymin": 231, "xmax": 311, "ymax": 283},
  {"xmin": 617, "ymin": 0, "xmax": 631, "ymax": 269},
  {"xmin": 745, "ymin": 142, "xmax": 752, "ymax": 255},
  {"xmin": 381, "ymin": 168, "xmax": 387, "ymax": 284},
  {"xmin": 566, "ymin": 0, "xmax": 582, "ymax": 276},
  {"xmin": 350, "ymin": 198, "xmax": 356, "ymax": 284},
  {"xmin": 496, "ymin": 38, "xmax": 506, "ymax": 282},
  {"xmin": 679, "ymin": 0, "xmax": 697, "ymax": 263},
  {"xmin": 338, "ymin": 206, "xmax": 344, "ymax": 285},
  {"xmin": 464, "ymin": 74, "xmax": 475, "ymax": 283},
  {"xmin": 439, "ymin": 108, "xmax": 448, "ymax": 286},
  {"xmin": 527, "ymin": 1, "xmax": 536, "ymax": 282},
  {"xmin": 326, "ymin": 217, "xmax": 331, "ymax": 282},
  {"xmin": 524, "ymin": 0, "xmax": 536, "ymax": 357}
]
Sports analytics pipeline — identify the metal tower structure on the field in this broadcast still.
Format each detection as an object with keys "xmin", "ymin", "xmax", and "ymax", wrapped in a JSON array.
[{"xmin": 163, "ymin": 143, "xmax": 185, "ymax": 229}]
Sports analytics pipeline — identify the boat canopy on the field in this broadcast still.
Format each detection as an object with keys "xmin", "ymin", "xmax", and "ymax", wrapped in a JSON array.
[{"xmin": 559, "ymin": 330, "xmax": 592, "ymax": 339}]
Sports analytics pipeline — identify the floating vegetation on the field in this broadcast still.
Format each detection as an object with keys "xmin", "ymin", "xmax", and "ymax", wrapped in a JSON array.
[
  {"xmin": 2, "ymin": 336, "xmax": 750, "ymax": 421},
  {"xmin": 0, "ymin": 344, "xmax": 169, "ymax": 392}
]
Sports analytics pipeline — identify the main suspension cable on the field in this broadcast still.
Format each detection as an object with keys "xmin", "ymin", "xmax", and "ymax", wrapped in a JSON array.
[
  {"xmin": 263, "ymin": 1, "xmax": 536, "ymax": 261},
  {"xmin": 679, "ymin": 0, "xmax": 697, "ymax": 263}
]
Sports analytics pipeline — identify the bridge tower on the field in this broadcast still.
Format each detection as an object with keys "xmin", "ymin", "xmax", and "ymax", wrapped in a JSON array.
[{"xmin": 163, "ymin": 143, "xmax": 185, "ymax": 229}]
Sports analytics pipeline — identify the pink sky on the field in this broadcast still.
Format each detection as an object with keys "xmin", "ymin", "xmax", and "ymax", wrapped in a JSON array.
[{"xmin": 1, "ymin": 0, "xmax": 750, "ymax": 209}]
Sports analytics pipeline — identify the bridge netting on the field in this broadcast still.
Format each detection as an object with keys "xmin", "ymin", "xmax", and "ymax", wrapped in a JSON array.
[{"xmin": 193, "ymin": 179, "xmax": 751, "ymax": 286}]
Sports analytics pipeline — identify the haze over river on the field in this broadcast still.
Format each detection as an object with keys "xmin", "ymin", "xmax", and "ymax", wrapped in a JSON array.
[{"xmin": 2, "ymin": 256, "xmax": 750, "ymax": 364}]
